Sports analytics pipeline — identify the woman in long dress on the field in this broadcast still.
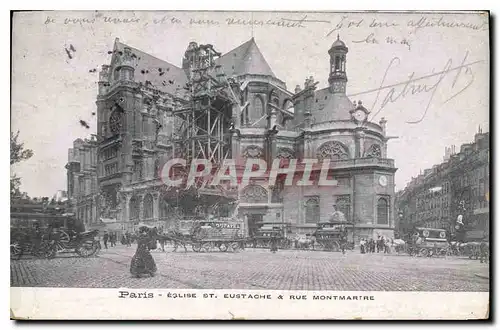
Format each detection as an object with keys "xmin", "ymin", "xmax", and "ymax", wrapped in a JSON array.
[{"xmin": 130, "ymin": 226, "xmax": 157, "ymax": 278}]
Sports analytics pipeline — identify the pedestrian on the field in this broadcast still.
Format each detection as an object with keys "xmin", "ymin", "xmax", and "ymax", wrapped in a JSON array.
[
  {"xmin": 360, "ymin": 238, "xmax": 366, "ymax": 254},
  {"xmin": 32, "ymin": 222, "xmax": 43, "ymax": 253},
  {"xmin": 339, "ymin": 228, "xmax": 347, "ymax": 255},
  {"xmin": 103, "ymin": 231, "xmax": 109, "ymax": 249},
  {"xmin": 376, "ymin": 236, "xmax": 380, "ymax": 253},
  {"xmin": 130, "ymin": 226, "xmax": 157, "ymax": 278},
  {"xmin": 124, "ymin": 231, "xmax": 131, "ymax": 247},
  {"xmin": 384, "ymin": 237, "xmax": 390, "ymax": 254},
  {"xmin": 270, "ymin": 232, "xmax": 278, "ymax": 253}
]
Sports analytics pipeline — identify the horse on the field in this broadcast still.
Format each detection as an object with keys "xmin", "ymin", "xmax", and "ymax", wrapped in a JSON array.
[
  {"xmin": 294, "ymin": 235, "xmax": 315, "ymax": 250},
  {"xmin": 163, "ymin": 230, "xmax": 189, "ymax": 253},
  {"xmin": 392, "ymin": 238, "xmax": 406, "ymax": 254}
]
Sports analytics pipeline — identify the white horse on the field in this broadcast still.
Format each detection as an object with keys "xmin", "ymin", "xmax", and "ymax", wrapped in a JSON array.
[
  {"xmin": 392, "ymin": 239, "xmax": 406, "ymax": 254},
  {"xmin": 295, "ymin": 235, "xmax": 315, "ymax": 250}
]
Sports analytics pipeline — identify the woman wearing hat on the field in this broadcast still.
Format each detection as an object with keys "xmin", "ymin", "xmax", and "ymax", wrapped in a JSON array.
[{"xmin": 130, "ymin": 226, "xmax": 157, "ymax": 278}]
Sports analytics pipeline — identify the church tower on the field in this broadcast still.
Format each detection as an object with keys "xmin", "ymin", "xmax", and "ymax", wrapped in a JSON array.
[{"xmin": 328, "ymin": 35, "xmax": 348, "ymax": 94}]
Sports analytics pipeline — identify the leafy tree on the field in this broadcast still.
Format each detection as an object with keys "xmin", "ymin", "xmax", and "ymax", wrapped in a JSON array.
[{"xmin": 11, "ymin": 130, "xmax": 33, "ymax": 197}]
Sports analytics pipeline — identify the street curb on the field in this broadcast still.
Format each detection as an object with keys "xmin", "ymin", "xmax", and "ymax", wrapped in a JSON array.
[{"xmin": 475, "ymin": 274, "xmax": 489, "ymax": 280}]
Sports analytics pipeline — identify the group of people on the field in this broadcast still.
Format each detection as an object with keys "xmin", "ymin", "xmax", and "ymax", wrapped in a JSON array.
[
  {"xmin": 101, "ymin": 231, "xmax": 117, "ymax": 249},
  {"xmin": 100, "ymin": 231, "xmax": 136, "ymax": 249},
  {"xmin": 359, "ymin": 236, "xmax": 391, "ymax": 254}
]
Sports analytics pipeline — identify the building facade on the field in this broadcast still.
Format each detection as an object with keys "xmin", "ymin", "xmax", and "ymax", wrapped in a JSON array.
[
  {"xmin": 397, "ymin": 129, "xmax": 489, "ymax": 240},
  {"xmin": 66, "ymin": 137, "xmax": 99, "ymax": 227},
  {"xmin": 67, "ymin": 37, "xmax": 397, "ymax": 238}
]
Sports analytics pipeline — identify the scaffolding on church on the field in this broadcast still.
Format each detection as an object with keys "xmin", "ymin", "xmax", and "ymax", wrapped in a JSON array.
[
  {"xmin": 173, "ymin": 43, "xmax": 236, "ymax": 166},
  {"xmin": 169, "ymin": 43, "xmax": 241, "ymax": 220}
]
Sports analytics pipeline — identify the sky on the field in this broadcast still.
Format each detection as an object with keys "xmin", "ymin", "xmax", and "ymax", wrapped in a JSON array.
[{"xmin": 11, "ymin": 11, "xmax": 489, "ymax": 197}]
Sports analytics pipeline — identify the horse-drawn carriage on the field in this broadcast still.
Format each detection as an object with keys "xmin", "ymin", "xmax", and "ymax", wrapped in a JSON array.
[
  {"xmin": 191, "ymin": 219, "xmax": 246, "ymax": 252},
  {"xmin": 10, "ymin": 216, "xmax": 100, "ymax": 260},
  {"xmin": 313, "ymin": 221, "xmax": 355, "ymax": 252},
  {"xmin": 407, "ymin": 227, "xmax": 449, "ymax": 257},
  {"xmin": 250, "ymin": 222, "xmax": 292, "ymax": 249},
  {"xmin": 163, "ymin": 218, "xmax": 246, "ymax": 253}
]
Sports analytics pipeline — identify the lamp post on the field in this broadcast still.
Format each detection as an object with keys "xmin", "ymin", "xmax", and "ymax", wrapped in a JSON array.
[{"xmin": 398, "ymin": 210, "xmax": 404, "ymax": 238}]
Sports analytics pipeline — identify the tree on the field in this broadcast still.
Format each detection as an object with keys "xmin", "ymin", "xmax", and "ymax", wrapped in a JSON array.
[{"xmin": 11, "ymin": 130, "xmax": 33, "ymax": 197}]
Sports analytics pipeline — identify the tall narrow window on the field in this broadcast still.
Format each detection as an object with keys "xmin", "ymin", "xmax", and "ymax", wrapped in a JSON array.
[
  {"xmin": 305, "ymin": 196, "xmax": 320, "ymax": 223},
  {"xmin": 377, "ymin": 197, "xmax": 389, "ymax": 225},
  {"xmin": 129, "ymin": 196, "xmax": 140, "ymax": 221},
  {"xmin": 254, "ymin": 96, "xmax": 264, "ymax": 117},
  {"xmin": 336, "ymin": 195, "xmax": 351, "ymax": 221},
  {"xmin": 143, "ymin": 194, "xmax": 154, "ymax": 220},
  {"xmin": 335, "ymin": 56, "xmax": 341, "ymax": 71}
]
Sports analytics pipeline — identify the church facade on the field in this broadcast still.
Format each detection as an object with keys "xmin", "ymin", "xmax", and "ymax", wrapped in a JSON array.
[{"xmin": 67, "ymin": 36, "xmax": 397, "ymax": 239}]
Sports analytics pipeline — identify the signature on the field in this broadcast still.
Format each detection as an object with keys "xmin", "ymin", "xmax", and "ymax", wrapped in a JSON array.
[
  {"xmin": 352, "ymin": 32, "xmax": 412, "ymax": 50},
  {"xmin": 349, "ymin": 51, "xmax": 484, "ymax": 124}
]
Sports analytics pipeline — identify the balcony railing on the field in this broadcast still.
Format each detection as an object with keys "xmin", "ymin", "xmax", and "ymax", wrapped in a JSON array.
[{"xmin": 330, "ymin": 157, "xmax": 395, "ymax": 168}]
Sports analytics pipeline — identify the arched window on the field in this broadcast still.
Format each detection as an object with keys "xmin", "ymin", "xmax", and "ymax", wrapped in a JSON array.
[
  {"xmin": 365, "ymin": 144, "xmax": 382, "ymax": 158},
  {"xmin": 377, "ymin": 197, "xmax": 389, "ymax": 225},
  {"xmin": 109, "ymin": 108, "xmax": 123, "ymax": 134},
  {"xmin": 335, "ymin": 56, "xmax": 341, "ymax": 71},
  {"xmin": 317, "ymin": 141, "xmax": 350, "ymax": 161},
  {"xmin": 254, "ymin": 96, "xmax": 264, "ymax": 117},
  {"xmin": 305, "ymin": 197, "xmax": 320, "ymax": 223},
  {"xmin": 336, "ymin": 195, "xmax": 351, "ymax": 221},
  {"xmin": 129, "ymin": 196, "xmax": 140, "ymax": 221},
  {"xmin": 241, "ymin": 185, "xmax": 268, "ymax": 203},
  {"xmin": 113, "ymin": 67, "xmax": 121, "ymax": 81},
  {"xmin": 143, "ymin": 194, "xmax": 154, "ymax": 220}
]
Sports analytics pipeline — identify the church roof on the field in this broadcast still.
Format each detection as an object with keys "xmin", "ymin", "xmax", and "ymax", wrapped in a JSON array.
[
  {"xmin": 310, "ymin": 87, "xmax": 355, "ymax": 123},
  {"xmin": 218, "ymin": 38, "xmax": 276, "ymax": 77},
  {"xmin": 330, "ymin": 35, "xmax": 348, "ymax": 51},
  {"xmin": 111, "ymin": 38, "xmax": 276, "ymax": 96},
  {"xmin": 114, "ymin": 39, "xmax": 189, "ymax": 96}
]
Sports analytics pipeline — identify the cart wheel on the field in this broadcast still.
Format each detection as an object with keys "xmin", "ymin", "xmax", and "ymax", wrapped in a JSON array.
[
  {"xmin": 419, "ymin": 248, "xmax": 429, "ymax": 257},
  {"xmin": 202, "ymin": 243, "xmax": 211, "ymax": 252},
  {"xmin": 230, "ymin": 242, "xmax": 239, "ymax": 252},
  {"xmin": 219, "ymin": 243, "xmax": 228, "ymax": 252},
  {"xmin": 192, "ymin": 243, "xmax": 201, "ymax": 252},
  {"xmin": 10, "ymin": 242, "xmax": 23, "ymax": 260}
]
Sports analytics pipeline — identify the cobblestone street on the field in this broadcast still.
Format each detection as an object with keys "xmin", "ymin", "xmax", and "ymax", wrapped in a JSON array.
[{"xmin": 11, "ymin": 245, "xmax": 489, "ymax": 291}]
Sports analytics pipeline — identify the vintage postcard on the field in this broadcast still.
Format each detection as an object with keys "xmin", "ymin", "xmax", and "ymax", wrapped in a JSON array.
[{"xmin": 10, "ymin": 10, "xmax": 489, "ymax": 320}]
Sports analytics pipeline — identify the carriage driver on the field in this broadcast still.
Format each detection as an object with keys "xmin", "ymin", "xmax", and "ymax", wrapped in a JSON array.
[
  {"xmin": 330, "ymin": 203, "xmax": 348, "ymax": 254},
  {"xmin": 329, "ymin": 203, "xmax": 347, "ymax": 223}
]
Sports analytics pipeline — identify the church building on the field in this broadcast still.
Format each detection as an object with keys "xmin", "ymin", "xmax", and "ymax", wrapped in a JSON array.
[{"xmin": 66, "ymin": 36, "xmax": 397, "ymax": 239}]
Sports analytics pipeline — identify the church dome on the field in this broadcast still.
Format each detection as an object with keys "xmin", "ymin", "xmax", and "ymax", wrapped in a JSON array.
[{"xmin": 330, "ymin": 35, "xmax": 348, "ymax": 50}]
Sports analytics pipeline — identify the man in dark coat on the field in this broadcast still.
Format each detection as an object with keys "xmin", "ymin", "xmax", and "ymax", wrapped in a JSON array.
[
  {"xmin": 270, "ymin": 232, "xmax": 278, "ymax": 253},
  {"xmin": 339, "ymin": 228, "xmax": 347, "ymax": 254},
  {"xmin": 103, "ymin": 231, "xmax": 109, "ymax": 249}
]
